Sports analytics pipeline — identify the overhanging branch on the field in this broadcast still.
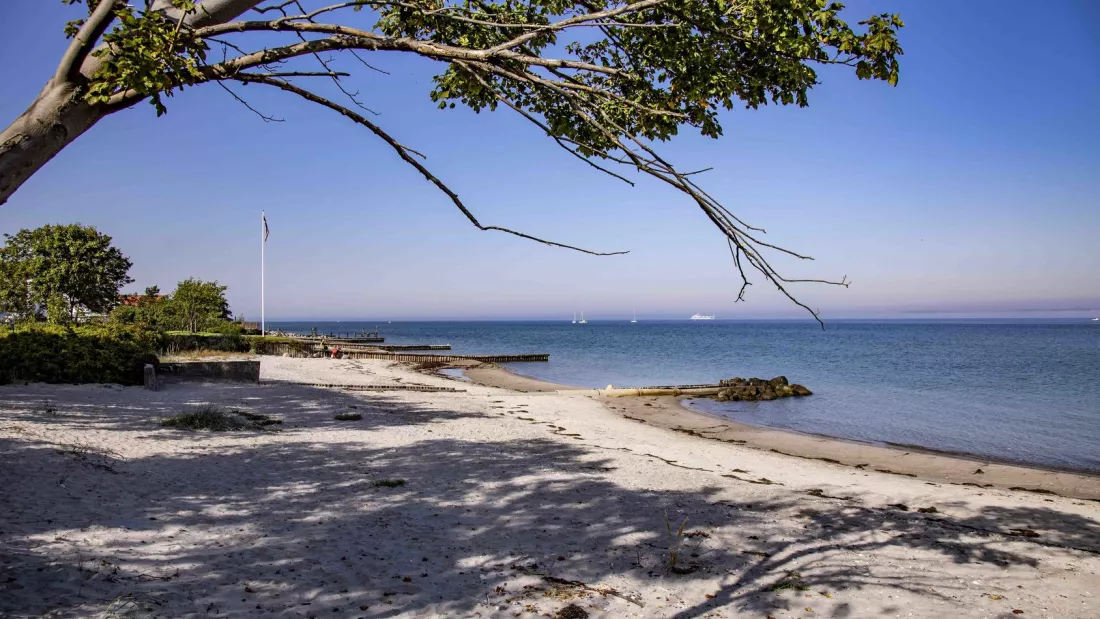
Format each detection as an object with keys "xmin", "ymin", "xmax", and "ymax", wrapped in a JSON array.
[{"xmin": 232, "ymin": 73, "xmax": 627, "ymax": 257}]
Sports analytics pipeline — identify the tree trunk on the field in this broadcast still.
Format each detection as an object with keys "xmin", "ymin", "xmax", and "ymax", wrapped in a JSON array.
[{"xmin": 0, "ymin": 81, "xmax": 108, "ymax": 205}]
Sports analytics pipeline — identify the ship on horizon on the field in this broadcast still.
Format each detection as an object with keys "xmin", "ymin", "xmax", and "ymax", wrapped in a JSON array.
[{"xmin": 690, "ymin": 313, "xmax": 715, "ymax": 320}]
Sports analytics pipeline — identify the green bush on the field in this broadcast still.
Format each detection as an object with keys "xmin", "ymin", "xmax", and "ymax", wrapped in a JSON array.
[
  {"xmin": 160, "ymin": 333, "xmax": 246, "ymax": 354},
  {"xmin": 155, "ymin": 333, "xmax": 310, "ymax": 357},
  {"xmin": 0, "ymin": 323, "xmax": 159, "ymax": 385},
  {"xmin": 243, "ymin": 336, "xmax": 309, "ymax": 356}
]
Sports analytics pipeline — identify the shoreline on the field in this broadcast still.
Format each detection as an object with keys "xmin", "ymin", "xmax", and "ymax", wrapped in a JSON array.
[
  {"xmin": 4, "ymin": 356, "xmax": 1099, "ymax": 618},
  {"xmin": 458, "ymin": 362, "xmax": 1100, "ymax": 501}
]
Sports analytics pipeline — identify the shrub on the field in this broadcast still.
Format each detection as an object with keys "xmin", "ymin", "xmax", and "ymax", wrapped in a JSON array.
[
  {"xmin": 244, "ymin": 336, "xmax": 309, "ymax": 356},
  {"xmin": 373, "ymin": 479, "xmax": 406, "ymax": 488},
  {"xmin": 0, "ymin": 323, "xmax": 158, "ymax": 385},
  {"xmin": 159, "ymin": 332, "xmax": 245, "ymax": 355},
  {"xmin": 159, "ymin": 405, "xmax": 280, "ymax": 431}
]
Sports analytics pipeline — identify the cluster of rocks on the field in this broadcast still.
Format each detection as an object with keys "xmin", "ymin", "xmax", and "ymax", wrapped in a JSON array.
[{"xmin": 712, "ymin": 376, "xmax": 811, "ymax": 402}]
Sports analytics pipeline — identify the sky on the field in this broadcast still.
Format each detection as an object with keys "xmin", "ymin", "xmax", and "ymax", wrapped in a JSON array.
[{"xmin": 0, "ymin": 0, "xmax": 1098, "ymax": 321}]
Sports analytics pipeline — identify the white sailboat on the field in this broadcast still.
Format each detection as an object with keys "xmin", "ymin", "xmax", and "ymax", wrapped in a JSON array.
[
  {"xmin": 631, "ymin": 309, "xmax": 637, "ymax": 323},
  {"xmin": 572, "ymin": 312, "xmax": 577, "ymax": 324},
  {"xmin": 578, "ymin": 310, "xmax": 588, "ymax": 324}
]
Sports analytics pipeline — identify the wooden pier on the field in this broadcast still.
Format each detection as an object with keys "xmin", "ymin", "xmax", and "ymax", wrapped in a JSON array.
[
  {"xmin": 362, "ymin": 344, "xmax": 451, "ymax": 351},
  {"xmin": 290, "ymin": 335, "xmax": 385, "ymax": 344},
  {"xmin": 339, "ymin": 350, "xmax": 549, "ymax": 363}
]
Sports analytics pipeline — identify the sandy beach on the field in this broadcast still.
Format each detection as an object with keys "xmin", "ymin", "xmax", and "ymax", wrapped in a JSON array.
[{"xmin": 2, "ymin": 356, "xmax": 1098, "ymax": 618}]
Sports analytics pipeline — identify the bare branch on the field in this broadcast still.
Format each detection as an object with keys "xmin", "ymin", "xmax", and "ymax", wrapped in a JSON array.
[
  {"xmin": 463, "ymin": 61, "xmax": 845, "ymax": 326},
  {"xmin": 233, "ymin": 73, "xmax": 627, "ymax": 257},
  {"xmin": 216, "ymin": 81, "xmax": 284, "ymax": 121},
  {"xmin": 257, "ymin": 70, "xmax": 350, "ymax": 78},
  {"xmin": 253, "ymin": 0, "xmax": 299, "ymax": 14},
  {"xmin": 56, "ymin": 0, "xmax": 122, "ymax": 84},
  {"xmin": 728, "ymin": 239, "xmax": 751, "ymax": 302}
]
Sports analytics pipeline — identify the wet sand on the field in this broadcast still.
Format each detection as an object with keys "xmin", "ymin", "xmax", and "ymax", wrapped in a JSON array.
[{"xmin": 460, "ymin": 363, "xmax": 1100, "ymax": 501}]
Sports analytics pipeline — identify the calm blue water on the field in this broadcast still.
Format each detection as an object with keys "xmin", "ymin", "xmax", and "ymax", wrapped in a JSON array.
[{"xmin": 269, "ymin": 320, "xmax": 1100, "ymax": 472}]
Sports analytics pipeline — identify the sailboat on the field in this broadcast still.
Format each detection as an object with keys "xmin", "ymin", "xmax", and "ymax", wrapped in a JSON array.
[
  {"xmin": 631, "ymin": 309, "xmax": 637, "ymax": 323},
  {"xmin": 578, "ymin": 310, "xmax": 588, "ymax": 324},
  {"xmin": 572, "ymin": 312, "xmax": 577, "ymax": 324}
]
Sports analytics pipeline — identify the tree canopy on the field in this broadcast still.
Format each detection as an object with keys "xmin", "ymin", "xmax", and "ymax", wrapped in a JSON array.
[
  {"xmin": 0, "ymin": 223, "xmax": 134, "ymax": 324},
  {"xmin": 170, "ymin": 278, "xmax": 232, "ymax": 332},
  {"xmin": 0, "ymin": 1, "xmax": 905, "ymax": 323}
]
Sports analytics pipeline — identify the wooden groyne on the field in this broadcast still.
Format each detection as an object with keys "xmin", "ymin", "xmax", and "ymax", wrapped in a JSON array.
[
  {"xmin": 340, "ymin": 351, "xmax": 549, "ymax": 363},
  {"xmin": 291, "ymin": 336, "xmax": 385, "ymax": 344},
  {"xmin": 360, "ymin": 344, "xmax": 451, "ymax": 351},
  {"xmin": 301, "ymin": 343, "xmax": 451, "ymax": 353},
  {"xmin": 256, "ymin": 340, "xmax": 546, "ymax": 363}
]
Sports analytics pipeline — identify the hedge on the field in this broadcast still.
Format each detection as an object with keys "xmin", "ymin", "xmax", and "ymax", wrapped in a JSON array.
[
  {"xmin": 157, "ymin": 333, "xmax": 309, "ymax": 356},
  {"xmin": 0, "ymin": 326, "xmax": 314, "ymax": 385},
  {"xmin": 0, "ymin": 324, "xmax": 159, "ymax": 385}
]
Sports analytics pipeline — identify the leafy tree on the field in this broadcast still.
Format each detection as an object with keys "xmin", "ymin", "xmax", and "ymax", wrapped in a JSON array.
[
  {"xmin": 0, "ymin": 224, "xmax": 133, "ymax": 324},
  {"xmin": 169, "ymin": 278, "xmax": 231, "ymax": 332},
  {"xmin": 0, "ymin": 1, "xmax": 904, "ymax": 322}
]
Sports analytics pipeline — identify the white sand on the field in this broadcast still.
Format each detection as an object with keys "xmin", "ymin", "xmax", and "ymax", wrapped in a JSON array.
[{"xmin": 1, "ymin": 356, "xmax": 1097, "ymax": 618}]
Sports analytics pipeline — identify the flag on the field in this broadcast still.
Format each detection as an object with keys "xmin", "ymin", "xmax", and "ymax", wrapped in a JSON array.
[{"xmin": 263, "ymin": 213, "xmax": 269, "ymax": 242}]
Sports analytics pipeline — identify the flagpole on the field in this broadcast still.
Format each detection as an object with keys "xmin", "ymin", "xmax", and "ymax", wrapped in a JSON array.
[{"xmin": 261, "ymin": 210, "xmax": 265, "ymax": 336}]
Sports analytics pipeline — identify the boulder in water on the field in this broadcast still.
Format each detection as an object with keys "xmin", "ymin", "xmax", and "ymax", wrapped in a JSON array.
[{"xmin": 710, "ymin": 377, "xmax": 812, "ymax": 401}]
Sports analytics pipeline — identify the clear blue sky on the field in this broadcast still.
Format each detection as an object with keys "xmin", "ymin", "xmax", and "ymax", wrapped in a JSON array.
[{"xmin": 1, "ymin": 1, "xmax": 1098, "ymax": 320}]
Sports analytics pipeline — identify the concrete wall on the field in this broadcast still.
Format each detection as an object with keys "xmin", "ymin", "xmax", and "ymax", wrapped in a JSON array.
[{"xmin": 158, "ymin": 360, "xmax": 260, "ymax": 382}]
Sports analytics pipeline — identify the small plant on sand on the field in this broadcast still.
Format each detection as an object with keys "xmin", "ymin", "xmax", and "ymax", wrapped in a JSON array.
[
  {"xmin": 373, "ymin": 479, "xmax": 407, "ymax": 488},
  {"xmin": 770, "ymin": 571, "xmax": 808, "ymax": 593},
  {"xmin": 333, "ymin": 412, "xmax": 362, "ymax": 421},
  {"xmin": 160, "ymin": 405, "xmax": 280, "ymax": 431},
  {"xmin": 665, "ymin": 511, "xmax": 691, "ymax": 574}
]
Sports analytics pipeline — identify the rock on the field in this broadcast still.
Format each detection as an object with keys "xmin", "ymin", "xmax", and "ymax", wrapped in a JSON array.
[{"xmin": 712, "ymin": 377, "xmax": 813, "ymax": 401}]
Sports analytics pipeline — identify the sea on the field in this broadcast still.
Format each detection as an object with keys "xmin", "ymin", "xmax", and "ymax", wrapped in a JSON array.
[{"xmin": 268, "ymin": 319, "xmax": 1100, "ymax": 473}]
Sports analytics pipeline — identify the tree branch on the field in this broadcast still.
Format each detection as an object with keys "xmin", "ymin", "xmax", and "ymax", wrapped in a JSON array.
[
  {"xmin": 194, "ymin": 21, "xmax": 624, "ymax": 76},
  {"xmin": 216, "ymin": 81, "xmax": 283, "ymax": 121},
  {"xmin": 55, "ymin": 0, "xmax": 122, "ymax": 84},
  {"xmin": 232, "ymin": 73, "xmax": 627, "ymax": 257}
]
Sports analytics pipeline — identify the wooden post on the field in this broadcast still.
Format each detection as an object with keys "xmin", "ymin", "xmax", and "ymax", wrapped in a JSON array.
[{"xmin": 143, "ymin": 364, "xmax": 157, "ymax": 391}]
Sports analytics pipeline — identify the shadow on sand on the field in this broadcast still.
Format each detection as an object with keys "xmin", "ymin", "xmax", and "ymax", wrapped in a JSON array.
[{"xmin": 1, "ymin": 381, "xmax": 1097, "ymax": 618}]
